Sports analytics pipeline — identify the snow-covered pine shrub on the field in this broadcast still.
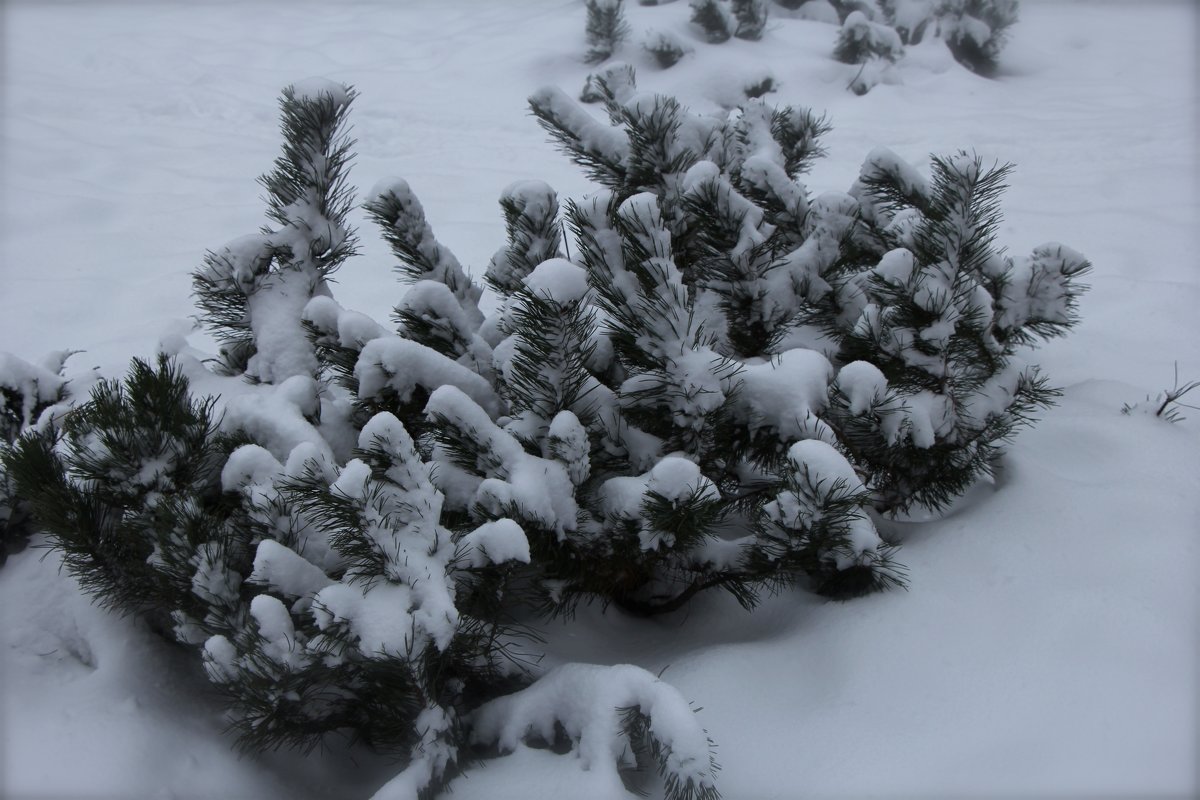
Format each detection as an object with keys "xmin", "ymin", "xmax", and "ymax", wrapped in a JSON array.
[
  {"xmin": 7, "ymin": 72, "xmax": 1086, "ymax": 798},
  {"xmin": 528, "ymin": 72, "xmax": 1088, "ymax": 522},
  {"xmin": 585, "ymin": 0, "xmax": 632, "ymax": 64},
  {"xmin": 743, "ymin": 73, "xmax": 778, "ymax": 99},
  {"xmin": 3, "ymin": 356, "xmax": 240, "ymax": 618},
  {"xmin": 834, "ymin": 9, "xmax": 904, "ymax": 64},
  {"xmin": 826, "ymin": 148, "xmax": 1090, "ymax": 511},
  {"xmin": 6, "ymin": 81, "xmax": 723, "ymax": 800},
  {"xmin": 0, "ymin": 351, "xmax": 70, "ymax": 563},
  {"xmin": 690, "ymin": 0, "xmax": 734, "ymax": 43},
  {"xmin": 731, "ymin": 0, "xmax": 770, "ymax": 40},
  {"xmin": 877, "ymin": 0, "xmax": 937, "ymax": 44},
  {"xmin": 645, "ymin": 30, "xmax": 690, "ymax": 69},
  {"xmin": 874, "ymin": 0, "xmax": 1019, "ymax": 75},
  {"xmin": 937, "ymin": 0, "xmax": 1019, "ymax": 75}
]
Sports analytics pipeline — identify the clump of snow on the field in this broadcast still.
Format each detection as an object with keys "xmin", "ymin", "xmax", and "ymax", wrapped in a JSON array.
[
  {"xmin": 546, "ymin": 410, "xmax": 591, "ymax": 485},
  {"xmin": 288, "ymin": 77, "xmax": 353, "ymax": 107},
  {"xmin": 459, "ymin": 519, "xmax": 531, "ymax": 569},
  {"xmin": 732, "ymin": 349, "xmax": 836, "ymax": 442},
  {"xmin": 522, "ymin": 258, "xmax": 590, "ymax": 305},
  {"xmin": 221, "ymin": 444, "xmax": 284, "ymax": 494},
  {"xmin": 834, "ymin": 360, "xmax": 888, "ymax": 415},
  {"xmin": 249, "ymin": 540, "xmax": 334, "ymax": 600},
  {"xmin": 303, "ymin": 295, "xmax": 387, "ymax": 349},
  {"xmin": 785, "ymin": 438, "xmax": 864, "ymax": 493},
  {"xmin": 222, "ymin": 378, "xmax": 333, "ymax": 464},
  {"xmin": 796, "ymin": 0, "xmax": 839, "ymax": 24},
  {"xmin": 901, "ymin": 389, "xmax": 954, "ymax": 449}
]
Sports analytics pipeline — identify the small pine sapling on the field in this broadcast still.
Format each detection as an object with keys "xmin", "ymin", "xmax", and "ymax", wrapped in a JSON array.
[
  {"xmin": 1122, "ymin": 363, "xmax": 1200, "ymax": 423},
  {"xmin": 690, "ymin": 0, "xmax": 735, "ymax": 44},
  {"xmin": 823, "ymin": 148, "xmax": 1090, "ymax": 512},
  {"xmin": 585, "ymin": 0, "xmax": 632, "ymax": 64},
  {"xmin": 644, "ymin": 30, "xmax": 689, "ymax": 69},
  {"xmin": 743, "ymin": 73, "xmax": 778, "ymax": 99},
  {"xmin": 877, "ymin": 0, "xmax": 937, "ymax": 44},
  {"xmin": 938, "ymin": 0, "xmax": 1020, "ymax": 75},
  {"xmin": 834, "ymin": 10, "xmax": 904, "ymax": 64},
  {"xmin": 732, "ymin": 0, "xmax": 770, "ymax": 40},
  {"xmin": 874, "ymin": 0, "xmax": 1019, "ymax": 75}
]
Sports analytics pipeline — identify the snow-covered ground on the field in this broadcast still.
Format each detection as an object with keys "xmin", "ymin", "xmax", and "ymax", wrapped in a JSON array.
[{"xmin": 2, "ymin": 1, "xmax": 1197, "ymax": 797}]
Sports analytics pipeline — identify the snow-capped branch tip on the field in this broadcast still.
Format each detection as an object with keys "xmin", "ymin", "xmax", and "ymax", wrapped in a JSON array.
[{"xmin": 470, "ymin": 663, "xmax": 721, "ymax": 800}]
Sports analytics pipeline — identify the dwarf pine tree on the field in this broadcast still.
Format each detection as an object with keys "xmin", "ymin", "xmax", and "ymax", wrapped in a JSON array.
[
  {"xmin": 821, "ymin": 147, "xmax": 1089, "ymax": 511},
  {"xmin": 731, "ymin": 0, "xmax": 770, "ymax": 40},
  {"xmin": 584, "ymin": 0, "xmax": 632, "ymax": 64},
  {"xmin": 868, "ymin": 0, "xmax": 1020, "ymax": 76},
  {"xmin": 937, "ymin": 0, "xmax": 1020, "ymax": 75},
  {"xmin": 5, "ymin": 76, "xmax": 1086, "ymax": 800},
  {"xmin": 526, "ymin": 70, "xmax": 1087, "ymax": 525},
  {"xmin": 644, "ymin": 30, "xmax": 689, "ymax": 69},
  {"xmin": 834, "ymin": 10, "xmax": 905, "ymax": 65},
  {"xmin": 690, "ymin": 0, "xmax": 734, "ymax": 43}
]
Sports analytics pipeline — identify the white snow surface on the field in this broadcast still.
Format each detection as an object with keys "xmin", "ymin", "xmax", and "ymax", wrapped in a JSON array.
[{"xmin": 1, "ymin": 1, "xmax": 1198, "ymax": 799}]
